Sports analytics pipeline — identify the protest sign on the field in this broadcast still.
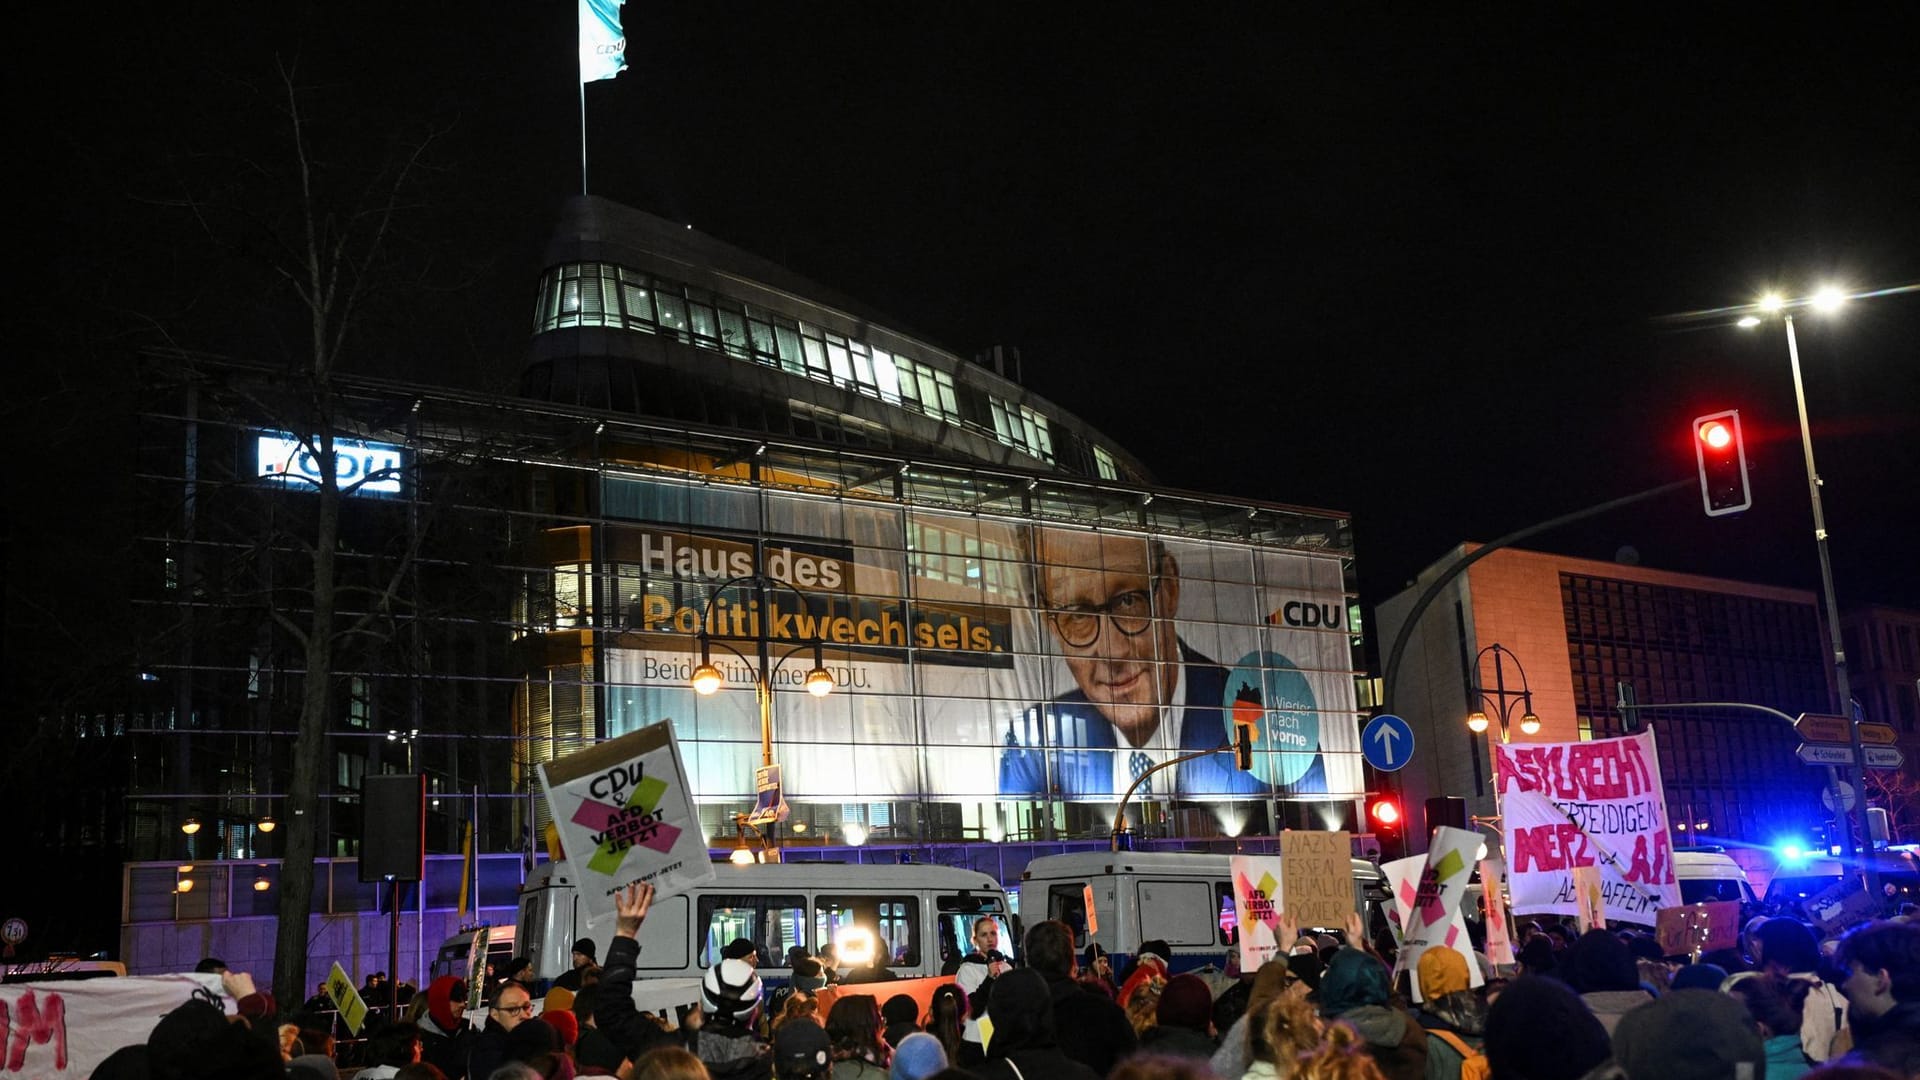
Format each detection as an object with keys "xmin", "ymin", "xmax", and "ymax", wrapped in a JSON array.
[
  {"xmin": 1229, "ymin": 855, "xmax": 1286, "ymax": 972},
  {"xmin": 1382, "ymin": 854, "xmax": 1484, "ymax": 1000},
  {"xmin": 465, "ymin": 925, "xmax": 492, "ymax": 1012},
  {"xmin": 326, "ymin": 960, "xmax": 370, "ymax": 1035},
  {"xmin": 1493, "ymin": 730, "xmax": 1680, "ymax": 925},
  {"xmin": 0, "ymin": 972, "xmax": 227, "ymax": 1077},
  {"xmin": 1479, "ymin": 858, "xmax": 1515, "ymax": 966},
  {"xmin": 1804, "ymin": 876, "xmax": 1883, "ymax": 937},
  {"xmin": 1654, "ymin": 900, "xmax": 1740, "ymax": 958},
  {"xmin": 1572, "ymin": 865, "xmax": 1606, "ymax": 933},
  {"xmin": 1280, "ymin": 830, "xmax": 1355, "ymax": 930},
  {"xmin": 1392, "ymin": 826, "xmax": 1482, "ymax": 997},
  {"xmin": 1083, "ymin": 883, "xmax": 1099, "ymax": 935},
  {"xmin": 539, "ymin": 720, "xmax": 716, "ymax": 929}
]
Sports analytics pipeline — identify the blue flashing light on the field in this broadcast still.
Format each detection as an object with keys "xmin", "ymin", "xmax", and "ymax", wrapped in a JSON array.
[{"xmin": 1774, "ymin": 840, "xmax": 1809, "ymax": 865}]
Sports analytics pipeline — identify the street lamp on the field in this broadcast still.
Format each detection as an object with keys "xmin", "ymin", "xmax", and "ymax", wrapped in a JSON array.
[
  {"xmin": 688, "ymin": 574, "xmax": 834, "ymax": 854},
  {"xmin": 1466, "ymin": 644, "xmax": 1540, "ymax": 743},
  {"xmin": 1739, "ymin": 286, "xmax": 1878, "ymax": 894}
]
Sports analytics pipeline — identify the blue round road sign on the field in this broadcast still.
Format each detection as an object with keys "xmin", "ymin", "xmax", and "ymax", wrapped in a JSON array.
[{"xmin": 1361, "ymin": 714, "xmax": 1416, "ymax": 772}]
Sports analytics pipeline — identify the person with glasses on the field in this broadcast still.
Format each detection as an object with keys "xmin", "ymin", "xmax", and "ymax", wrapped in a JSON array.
[
  {"xmin": 467, "ymin": 981, "xmax": 535, "ymax": 1080},
  {"xmin": 999, "ymin": 528, "xmax": 1301, "ymax": 799}
]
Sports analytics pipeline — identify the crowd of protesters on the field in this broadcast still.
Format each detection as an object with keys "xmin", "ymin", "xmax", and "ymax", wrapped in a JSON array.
[{"xmin": 85, "ymin": 881, "xmax": 1917, "ymax": 1080}]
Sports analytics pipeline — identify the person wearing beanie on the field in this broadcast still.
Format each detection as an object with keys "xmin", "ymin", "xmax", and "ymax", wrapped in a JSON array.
[
  {"xmin": 888, "ymin": 1031, "xmax": 947, "ymax": 1080},
  {"xmin": 543, "ymin": 1008, "xmax": 580, "ymax": 1051},
  {"xmin": 1020, "ymin": 919, "xmax": 1137, "ymax": 1077},
  {"xmin": 1081, "ymin": 942, "xmax": 1118, "ymax": 999},
  {"xmin": 1412, "ymin": 946, "xmax": 1486, "ymax": 1078},
  {"xmin": 722, "ymin": 938, "xmax": 761, "ymax": 966},
  {"xmin": 1315, "ymin": 947, "xmax": 1426, "ymax": 1080},
  {"xmin": 690, "ymin": 957, "xmax": 772, "ymax": 1079},
  {"xmin": 1753, "ymin": 917, "xmax": 1849, "ymax": 1059},
  {"xmin": 881, "ymin": 993, "xmax": 920, "ymax": 1050},
  {"xmin": 504, "ymin": 1016, "xmax": 564, "ymax": 1064},
  {"xmin": 555, "ymin": 937, "xmax": 598, "ymax": 992},
  {"xmin": 1612, "ymin": 988, "xmax": 1766, "ymax": 1080},
  {"xmin": 978, "ymin": 968, "xmax": 1099, "ymax": 1080},
  {"xmin": 1139, "ymin": 972, "xmax": 1219, "ymax": 1060},
  {"xmin": 1119, "ymin": 939, "xmax": 1172, "ymax": 1008},
  {"xmin": 1561, "ymin": 929, "xmax": 1654, "ymax": 1035},
  {"xmin": 774, "ymin": 1018, "xmax": 834, "ymax": 1080},
  {"xmin": 1668, "ymin": 962, "xmax": 1730, "ymax": 992},
  {"xmin": 1482, "ymin": 976, "xmax": 1613, "ymax": 1080}
]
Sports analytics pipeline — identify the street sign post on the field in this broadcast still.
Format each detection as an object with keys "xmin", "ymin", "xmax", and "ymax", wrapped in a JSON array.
[
  {"xmin": 1797, "ymin": 743, "xmax": 1859, "ymax": 767},
  {"xmin": 1864, "ymin": 745, "xmax": 1905, "ymax": 770},
  {"xmin": 1362, "ymin": 713, "xmax": 1416, "ymax": 772}
]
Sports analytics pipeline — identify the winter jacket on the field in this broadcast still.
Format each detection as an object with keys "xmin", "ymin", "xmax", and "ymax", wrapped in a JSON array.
[
  {"xmin": 1334, "ymin": 1004, "xmax": 1429, "ymax": 1080},
  {"xmin": 1578, "ymin": 989, "xmax": 1654, "ymax": 1037},
  {"xmin": 974, "ymin": 1046, "xmax": 1100, "ymax": 1080},
  {"xmin": 1838, "ymin": 1000, "xmax": 1920, "ymax": 1076},
  {"xmin": 591, "ymin": 935, "xmax": 688, "ymax": 1064},
  {"xmin": 687, "ymin": 1018, "xmax": 771, "ymax": 1080},
  {"xmin": 831, "ymin": 1056, "xmax": 888, "ymax": 1080},
  {"xmin": 1210, "ymin": 1012, "xmax": 1255, "ymax": 1080},
  {"xmin": 1042, "ymin": 969, "xmax": 1139, "ymax": 1077},
  {"xmin": 1138, "ymin": 1023, "xmax": 1219, "ymax": 1060},
  {"xmin": 1761, "ymin": 1033, "xmax": 1813, "ymax": 1080}
]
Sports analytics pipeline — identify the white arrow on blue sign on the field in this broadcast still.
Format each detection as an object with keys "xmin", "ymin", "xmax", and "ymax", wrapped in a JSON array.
[{"xmin": 1361, "ymin": 713, "xmax": 1416, "ymax": 772}]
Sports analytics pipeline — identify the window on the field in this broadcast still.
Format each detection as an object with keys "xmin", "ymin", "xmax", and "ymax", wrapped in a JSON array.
[
  {"xmin": 1047, "ymin": 883, "xmax": 1090, "ymax": 947},
  {"xmin": 817, "ymin": 894, "xmax": 920, "ymax": 971},
  {"xmin": 1215, "ymin": 881, "xmax": 1237, "ymax": 947},
  {"xmin": 1093, "ymin": 445, "xmax": 1120, "ymax": 481},
  {"xmin": 1136, "ymin": 880, "xmax": 1216, "ymax": 946},
  {"xmin": 697, "ymin": 893, "xmax": 806, "ymax": 968},
  {"xmin": 936, "ymin": 895, "xmax": 1012, "ymax": 968}
]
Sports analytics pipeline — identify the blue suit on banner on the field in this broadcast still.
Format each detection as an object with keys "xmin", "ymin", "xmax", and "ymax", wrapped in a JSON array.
[{"xmin": 998, "ymin": 643, "xmax": 1326, "ymax": 799}]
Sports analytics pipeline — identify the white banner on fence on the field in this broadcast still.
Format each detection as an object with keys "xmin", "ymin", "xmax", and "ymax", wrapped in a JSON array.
[
  {"xmin": 0, "ymin": 973, "xmax": 227, "ymax": 1077},
  {"xmin": 1493, "ymin": 729, "xmax": 1680, "ymax": 925}
]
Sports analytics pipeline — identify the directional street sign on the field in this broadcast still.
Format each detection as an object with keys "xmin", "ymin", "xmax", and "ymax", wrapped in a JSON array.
[
  {"xmin": 1857, "ymin": 722, "xmax": 1899, "ymax": 746},
  {"xmin": 1794, "ymin": 713, "xmax": 1850, "ymax": 744},
  {"xmin": 1362, "ymin": 713, "xmax": 1416, "ymax": 772},
  {"xmin": 1864, "ymin": 745, "xmax": 1905, "ymax": 770},
  {"xmin": 1797, "ymin": 743, "xmax": 1859, "ymax": 767}
]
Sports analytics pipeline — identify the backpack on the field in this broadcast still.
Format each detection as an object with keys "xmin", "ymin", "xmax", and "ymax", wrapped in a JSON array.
[{"xmin": 1427, "ymin": 1028, "xmax": 1491, "ymax": 1080}]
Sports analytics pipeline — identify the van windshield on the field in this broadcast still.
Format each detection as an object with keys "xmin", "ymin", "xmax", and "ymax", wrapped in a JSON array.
[
  {"xmin": 936, "ymin": 896, "xmax": 1011, "ymax": 972},
  {"xmin": 1680, "ymin": 879, "xmax": 1749, "ymax": 904}
]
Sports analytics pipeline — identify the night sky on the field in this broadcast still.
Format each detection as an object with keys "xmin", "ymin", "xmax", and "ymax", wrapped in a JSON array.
[{"xmin": 16, "ymin": 6, "xmax": 1920, "ymax": 651}]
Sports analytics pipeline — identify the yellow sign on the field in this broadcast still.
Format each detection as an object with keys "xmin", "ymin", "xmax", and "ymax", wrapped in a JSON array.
[
  {"xmin": 325, "ymin": 961, "xmax": 370, "ymax": 1035},
  {"xmin": 1083, "ymin": 883, "xmax": 1099, "ymax": 935}
]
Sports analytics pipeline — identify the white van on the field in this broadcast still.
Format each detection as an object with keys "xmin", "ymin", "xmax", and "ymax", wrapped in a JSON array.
[
  {"xmin": 514, "ymin": 859, "xmax": 1013, "ymax": 999},
  {"xmin": 1673, "ymin": 848, "xmax": 1759, "ymax": 907},
  {"xmin": 1019, "ymin": 849, "xmax": 1391, "ymax": 972},
  {"xmin": 429, "ymin": 924, "xmax": 517, "ymax": 985}
]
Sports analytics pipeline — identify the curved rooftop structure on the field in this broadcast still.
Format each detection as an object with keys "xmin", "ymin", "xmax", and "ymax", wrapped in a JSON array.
[{"xmin": 522, "ymin": 196, "xmax": 1149, "ymax": 483}]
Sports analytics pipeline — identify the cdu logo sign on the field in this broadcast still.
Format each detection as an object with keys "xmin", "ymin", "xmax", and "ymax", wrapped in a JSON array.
[{"xmin": 257, "ymin": 432, "xmax": 406, "ymax": 496}]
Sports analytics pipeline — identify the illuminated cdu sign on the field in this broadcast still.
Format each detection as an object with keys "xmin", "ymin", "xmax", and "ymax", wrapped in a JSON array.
[{"xmin": 257, "ymin": 432, "xmax": 406, "ymax": 496}]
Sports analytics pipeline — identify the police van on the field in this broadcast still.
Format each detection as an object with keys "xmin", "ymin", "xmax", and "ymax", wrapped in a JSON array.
[
  {"xmin": 507, "ymin": 859, "xmax": 1013, "ymax": 1010},
  {"xmin": 1019, "ymin": 848, "xmax": 1391, "ymax": 973}
]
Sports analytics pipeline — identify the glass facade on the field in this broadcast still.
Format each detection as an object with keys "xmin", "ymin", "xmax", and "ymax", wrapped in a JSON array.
[{"xmin": 1560, "ymin": 572, "xmax": 1829, "ymax": 841}]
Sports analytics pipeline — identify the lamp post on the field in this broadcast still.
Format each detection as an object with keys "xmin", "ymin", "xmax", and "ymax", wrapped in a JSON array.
[
  {"xmin": 1741, "ymin": 288, "xmax": 1879, "ymax": 897},
  {"xmin": 688, "ymin": 574, "xmax": 833, "ymax": 855},
  {"xmin": 1466, "ymin": 643, "xmax": 1540, "ymax": 744}
]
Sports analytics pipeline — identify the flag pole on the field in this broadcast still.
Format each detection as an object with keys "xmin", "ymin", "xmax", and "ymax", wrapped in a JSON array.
[{"xmin": 578, "ymin": 0, "xmax": 589, "ymax": 194}]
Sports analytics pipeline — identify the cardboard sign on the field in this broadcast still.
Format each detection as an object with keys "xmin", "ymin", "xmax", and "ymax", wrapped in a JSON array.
[
  {"xmin": 1804, "ymin": 877, "xmax": 1883, "ymax": 937},
  {"xmin": 538, "ymin": 720, "xmax": 715, "ymax": 929},
  {"xmin": 1572, "ymin": 865, "xmax": 1606, "ymax": 933},
  {"xmin": 0, "ymin": 973, "xmax": 228, "ymax": 1077},
  {"xmin": 1654, "ymin": 901, "xmax": 1741, "ymax": 958},
  {"xmin": 1479, "ymin": 858, "xmax": 1515, "ymax": 967},
  {"xmin": 1083, "ymin": 883, "xmax": 1099, "ymax": 935},
  {"xmin": 1229, "ymin": 855, "xmax": 1286, "ymax": 972},
  {"xmin": 325, "ymin": 960, "xmax": 370, "ymax": 1035},
  {"xmin": 1494, "ymin": 730, "xmax": 1680, "ymax": 925},
  {"xmin": 1280, "ymin": 830, "xmax": 1355, "ymax": 930}
]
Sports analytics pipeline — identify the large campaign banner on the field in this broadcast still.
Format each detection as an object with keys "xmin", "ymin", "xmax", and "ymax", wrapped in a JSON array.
[
  {"xmin": 1493, "ymin": 730, "xmax": 1680, "ymax": 925},
  {"xmin": 595, "ymin": 483, "xmax": 1362, "ymax": 804},
  {"xmin": 0, "ymin": 973, "xmax": 226, "ymax": 1077}
]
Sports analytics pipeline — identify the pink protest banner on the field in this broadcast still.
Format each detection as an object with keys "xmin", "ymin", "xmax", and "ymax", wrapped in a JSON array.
[
  {"xmin": 1493, "ymin": 729, "xmax": 1680, "ymax": 925},
  {"xmin": 1382, "ymin": 853, "xmax": 1484, "ymax": 1002},
  {"xmin": 1478, "ymin": 858, "xmax": 1515, "ymax": 967},
  {"xmin": 1229, "ymin": 855, "xmax": 1286, "ymax": 972}
]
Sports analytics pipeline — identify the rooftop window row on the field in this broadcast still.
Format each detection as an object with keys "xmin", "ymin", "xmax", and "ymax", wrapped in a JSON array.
[{"xmin": 535, "ymin": 262, "xmax": 1101, "ymax": 471}]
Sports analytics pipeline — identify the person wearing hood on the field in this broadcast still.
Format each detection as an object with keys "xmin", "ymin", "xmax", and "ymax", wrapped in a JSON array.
[
  {"xmin": 1022, "ymin": 919, "xmax": 1139, "ymax": 1076},
  {"xmin": 1411, "ymin": 948, "xmax": 1485, "ymax": 1079},
  {"xmin": 416, "ymin": 975, "xmax": 473, "ymax": 1079},
  {"xmin": 1559, "ymin": 929, "xmax": 1653, "ymax": 1036},
  {"xmin": 1138, "ymin": 973, "xmax": 1219, "ymax": 1060},
  {"xmin": 1315, "ymin": 946, "xmax": 1427, "ymax": 1080},
  {"xmin": 975, "ymin": 968, "xmax": 1099, "ymax": 1080}
]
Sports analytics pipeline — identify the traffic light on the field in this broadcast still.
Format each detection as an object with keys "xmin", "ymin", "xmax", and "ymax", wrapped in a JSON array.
[
  {"xmin": 1234, "ymin": 719, "xmax": 1255, "ymax": 770},
  {"xmin": 1369, "ymin": 797, "xmax": 1402, "ymax": 830},
  {"xmin": 1692, "ymin": 410, "xmax": 1751, "ymax": 517}
]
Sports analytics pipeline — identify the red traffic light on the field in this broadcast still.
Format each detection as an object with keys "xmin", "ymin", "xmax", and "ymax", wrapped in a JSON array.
[
  {"xmin": 1691, "ymin": 410, "xmax": 1751, "ymax": 517},
  {"xmin": 1370, "ymin": 798, "xmax": 1401, "ymax": 827}
]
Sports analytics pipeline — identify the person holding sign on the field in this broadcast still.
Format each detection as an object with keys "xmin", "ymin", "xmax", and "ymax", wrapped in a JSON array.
[{"xmin": 586, "ymin": 882, "xmax": 693, "ymax": 1068}]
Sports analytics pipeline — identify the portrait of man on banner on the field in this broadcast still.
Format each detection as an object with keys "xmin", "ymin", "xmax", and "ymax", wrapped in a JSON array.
[{"xmin": 998, "ymin": 528, "xmax": 1325, "ymax": 799}]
